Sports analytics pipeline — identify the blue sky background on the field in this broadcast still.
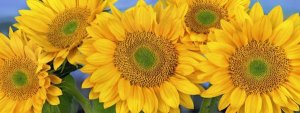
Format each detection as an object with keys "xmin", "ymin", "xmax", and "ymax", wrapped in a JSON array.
[{"xmin": 0, "ymin": 0, "xmax": 299, "ymax": 34}]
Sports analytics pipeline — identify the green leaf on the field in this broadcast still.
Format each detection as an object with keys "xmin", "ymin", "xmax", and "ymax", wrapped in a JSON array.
[
  {"xmin": 92, "ymin": 100, "xmax": 116, "ymax": 113},
  {"xmin": 42, "ymin": 102, "xmax": 61, "ymax": 113},
  {"xmin": 58, "ymin": 91, "xmax": 79, "ymax": 113},
  {"xmin": 60, "ymin": 75, "xmax": 92, "ymax": 113}
]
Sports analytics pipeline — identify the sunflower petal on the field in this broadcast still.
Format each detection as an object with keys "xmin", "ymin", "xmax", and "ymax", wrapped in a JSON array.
[{"xmin": 159, "ymin": 82, "xmax": 180, "ymax": 108}]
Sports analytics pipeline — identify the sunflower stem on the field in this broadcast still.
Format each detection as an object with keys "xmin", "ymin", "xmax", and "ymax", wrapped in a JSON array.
[
  {"xmin": 199, "ymin": 96, "xmax": 220, "ymax": 113},
  {"xmin": 199, "ymin": 98, "xmax": 212, "ymax": 113}
]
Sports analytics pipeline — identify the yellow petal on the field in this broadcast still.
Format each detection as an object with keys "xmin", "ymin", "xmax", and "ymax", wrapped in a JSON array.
[
  {"xmin": 230, "ymin": 87, "xmax": 246, "ymax": 108},
  {"xmin": 86, "ymin": 53, "xmax": 113, "ymax": 66},
  {"xmin": 251, "ymin": 16, "xmax": 272, "ymax": 41},
  {"xmin": 22, "ymin": 99, "xmax": 33, "ymax": 112},
  {"xmin": 205, "ymin": 53, "xmax": 228, "ymax": 68},
  {"xmin": 26, "ymin": 0, "xmax": 55, "ymax": 18},
  {"xmin": 179, "ymin": 93, "xmax": 194, "ymax": 109},
  {"xmin": 127, "ymin": 86, "xmax": 144, "ymax": 113},
  {"xmin": 0, "ymin": 99, "xmax": 16, "ymax": 113},
  {"xmin": 218, "ymin": 92, "xmax": 231, "ymax": 110},
  {"xmin": 39, "ymin": 52, "xmax": 55, "ymax": 64},
  {"xmin": 287, "ymin": 13, "xmax": 300, "ymax": 26},
  {"xmin": 249, "ymin": 2, "xmax": 264, "ymax": 21},
  {"xmin": 13, "ymin": 101, "xmax": 25, "ymax": 113},
  {"xmin": 178, "ymin": 56, "xmax": 201, "ymax": 70},
  {"xmin": 214, "ymin": 29, "xmax": 236, "ymax": 47},
  {"xmin": 94, "ymin": 12, "xmax": 119, "ymax": 41},
  {"xmin": 270, "ymin": 89, "xmax": 287, "ymax": 106},
  {"xmin": 286, "ymin": 98, "xmax": 299, "ymax": 111},
  {"xmin": 272, "ymin": 20, "xmax": 294, "ymax": 46},
  {"xmin": 16, "ymin": 16, "xmax": 48, "ymax": 33},
  {"xmin": 175, "ymin": 64, "xmax": 195, "ymax": 76},
  {"xmin": 159, "ymin": 82, "xmax": 180, "ymax": 108},
  {"xmin": 47, "ymin": 0, "xmax": 65, "ymax": 12},
  {"xmin": 142, "ymin": 88, "xmax": 158, "ymax": 113},
  {"xmin": 49, "ymin": 75, "xmax": 62, "ymax": 84},
  {"xmin": 282, "ymin": 26, "xmax": 300, "ymax": 49},
  {"xmin": 61, "ymin": 0, "xmax": 76, "ymax": 9},
  {"xmin": 245, "ymin": 94, "xmax": 262, "ymax": 113},
  {"xmin": 88, "ymin": 90, "xmax": 99, "ymax": 99},
  {"xmin": 267, "ymin": 6, "xmax": 283, "ymax": 27},
  {"xmin": 90, "ymin": 64, "xmax": 116, "ymax": 82},
  {"xmin": 80, "ymin": 64, "xmax": 97, "ymax": 74},
  {"xmin": 95, "ymin": 72, "xmax": 120, "ymax": 94},
  {"xmin": 169, "ymin": 75, "xmax": 200, "ymax": 95},
  {"xmin": 169, "ymin": 108, "xmax": 180, "ymax": 113},
  {"xmin": 284, "ymin": 83, "xmax": 300, "ymax": 104},
  {"xmin": 110, "ymin": 4, "xmax": 122, "ymax": 19},
  {"xmin": 135, "ymin": 1, "xmax": 155, "ymax": 32},
  {"xmin": 198, "ymin": 61, "xmax": 219, "ymax": 73},
  {"xmin": 118, "ymin": 78, "xmax": 132, "ymax": 100},
  {"xmin": 201, "ymin": 81, "xmax": 234, "ymax": 98},
  {"xmin": 221, "ymin": 20, "xmax": 236, "ymax": 34},
  {"xmin": 210, "ymin": 70, "xmax": 230, "ymax": 85},
  {"xmin": 103, "ymin": 96, "xmax": 120, "ymax": 109},
  {"xmin": 261, "ymin": 93, "xmax": 273, "ymax": 113},
  {"xmin": 47, "ymin": 86, "xmax": 62, "ymax": 96},
  {"xmin": 46, "ymin": 94, "xmax": 60, "ymax": 105},
  {"xmin": 93, "ymin": 38, "xmax": 116, "ymax": 55},
  {"xmin": 79, "ymin": 0, "xmax": 88, "ymax": 8},
  {"xmin": 99, "ymin": 84, "xmax": 118, "ymax": 102},
  {"xmin": 9, "ymin": 32, "xmax": 24, "ymax": 56},
  {"xmin": 53, "ymin": 57, "xmax": 65, "ymax": 70},
  {"xmin": 207, "ymin": 42, "xmax": 235, "ymax": 56},
  {"xmin": 156, "ymin": 89, "xmax": 170, "ymax": 113},
  {"xmin": 116, "ymin": 101, "xmax": 129, "ymax": 113},
  {"xmin": 107, "ymin": 19, "xmax": 126, "ymax": 41},
  {"xmin": 225, "ymin": 105, "xmax": 239, "ymax": 113}
]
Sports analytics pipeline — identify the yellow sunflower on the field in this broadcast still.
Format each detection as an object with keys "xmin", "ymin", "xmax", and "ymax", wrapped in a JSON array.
[
  {"xmin": 0, "ymin": 29, "xmax": 62, "ymax": 113},
  {"xmin": 201, "ymin": 3, "xmax": 300, "ymax": 113},
  {"xmin": 15, "ymin": 0, "xmax": 112, "ymax": 69},
  {"xmin": 165, "ymin": 0, "xmax": 250, "ymax": 51},
  {"xmin": 79, "ymin": 0, "xmax": 204, "ymax": 113}
]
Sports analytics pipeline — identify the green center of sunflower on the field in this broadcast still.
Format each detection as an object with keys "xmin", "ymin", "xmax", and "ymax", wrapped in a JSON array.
[
  {"xmin": 229, "ymin": 40, "xmax": 290, "ymax": 94},
  {"xmin": 248, "ymin": 59, "xmax": 268, "ymax": 77},
  {"xmin": 12, "ymin": 70, "xmax": 28, "ymax": 87},
  {"xmin": 185, "ymin": 3, "xmax": 228, "ymax": 33},
  {"xmin": 114, "ymin": 32, "xmax": 178, "ymax": 87},
  {"xmin": 62, "ymin": 21, "xmax": 78, "ymax": 36},
  {"xmin": 0, "ymin": 57, "xmax": 40, "ymax": 100},
  {"xmin": 195, "ymin": 10, "xmax": 218, "ymax": 27},
  {"xmin": 134, "ymin": 47, "xmax": 157, "ymax": 69},
  {"xmin": 48, "ymin": 8, "xmax": 90, "ymax": 48}
]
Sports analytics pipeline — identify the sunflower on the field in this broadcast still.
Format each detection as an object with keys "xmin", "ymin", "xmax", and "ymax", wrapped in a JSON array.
[
  {"xmin": 0, "ymin": 29, "xmax": 62, "ymax": 113},
  {"xmin": 200, "ymin": 3, "xmax": 300, "ymax": 113},
  {"xmin": 79, "ymin": 0, "xmax": 204, "ymax": 113},
  {"xmin": 15, "ymin": 0, "xmax": 112, "ymax": 69},
  {"xmin": 165, "ymin": 0, "xmax": 250, "ymax": 51}
]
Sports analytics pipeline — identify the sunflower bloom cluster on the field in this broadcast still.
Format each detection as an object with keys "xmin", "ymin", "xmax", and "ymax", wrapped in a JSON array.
[
  {"xmin": 165, "ymin": 0, "xmax": 250, "ymax": 51},
  {"xmin": 0, "ymin": 30, "xmax": 62, "ymax": 113},
  {"xmin": 79, "ymin": 0, "xmax": 204, "ymax": 113},
  {"xmin": 201, "ymin": 3, "xmax": 300, "ymax": 113},
  {"xmin": 0, "ymin": 0, "xmax": 299, "ymax": 113},
  {"xmin": 16, "ymin": 0, "xmax": 110, "ymax": 69}
]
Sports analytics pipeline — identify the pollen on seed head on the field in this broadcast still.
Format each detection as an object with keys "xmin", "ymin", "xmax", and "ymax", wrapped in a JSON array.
[
  {"xmin": 48, "ymin": 8, "xmax": 90, "ymax": 49},
  {"xmin": 114, "ymin": 32, "xmax": 178, "ymax": 87},
  {"xmin": 185, "ymin": 3, "xmax": 228, "ymax": 34},
  {"xmin": 228, "ymin": 40, "xmax": 290, "ymax": 94},
  {"xmin": 0, "ymin": 57, "xmax": 40, "ymax": 100}
]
